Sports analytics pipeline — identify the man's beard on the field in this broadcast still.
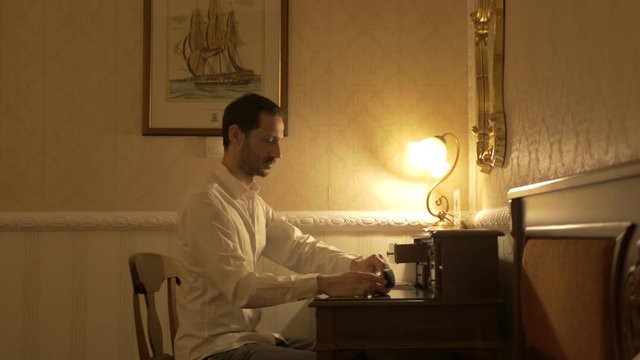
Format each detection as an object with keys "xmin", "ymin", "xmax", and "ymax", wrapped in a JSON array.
[{"xmin": 239, "ymin": 143, "xmax": 275, "ymax": 178}]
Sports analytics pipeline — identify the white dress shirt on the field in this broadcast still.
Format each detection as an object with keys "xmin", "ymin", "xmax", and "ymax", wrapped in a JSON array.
[{"xmin": 174, "ymin": 164, "xmax": 357, "ymax": 360}]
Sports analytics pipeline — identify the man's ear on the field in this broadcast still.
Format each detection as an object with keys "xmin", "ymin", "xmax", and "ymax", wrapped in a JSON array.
[{"xmin": 228, "ymin": 125, "xmax": 244, "ymax": 145}]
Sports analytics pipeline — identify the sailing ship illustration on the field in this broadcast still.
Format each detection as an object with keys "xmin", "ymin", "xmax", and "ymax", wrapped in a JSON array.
[{"xmin": 179, "ymin": 0, "xmax": 259, "ymax": 87}]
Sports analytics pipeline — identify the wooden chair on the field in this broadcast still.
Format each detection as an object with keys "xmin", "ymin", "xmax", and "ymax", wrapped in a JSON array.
[
  {"xmin": 516, "ymin": 228, "xmax": 630, "ymax": 359},
  {"xmin": 509, "ymin": 161, "xmax": 640, "ymax": 360},
  {"xmin": 129, "ymin": 253, "xmax": 184, "ymax": 360}
]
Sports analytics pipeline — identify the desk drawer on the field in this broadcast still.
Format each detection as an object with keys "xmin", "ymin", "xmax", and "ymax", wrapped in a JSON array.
[{"xmin": 315, "ymin": 304, "xmax": 500, "ymax": 351}]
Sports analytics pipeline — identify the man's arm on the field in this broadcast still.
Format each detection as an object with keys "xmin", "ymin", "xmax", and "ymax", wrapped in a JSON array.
[
  {"xmin": 262, "ymin": 205, "xmax": 388, "ymax": 275},
  {"xmin": 178, "ymin": 192, "xmax": 319, "ymax": 309},
  {"xmin": 261, "ymin": 211, "xmax": 390, "ymax": 296},
  {"xmin": 262, "ymin": 217, "xmax": 358, "ymax": 274}
]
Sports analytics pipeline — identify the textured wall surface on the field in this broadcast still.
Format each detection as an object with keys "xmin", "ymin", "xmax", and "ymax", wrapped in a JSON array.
[
  {"xmin": 0, "ymin": 0, "xmax": 468, "ymax": 213},
  {"xmin": 470, "ymin": 0, "xmax": 640, "ymax": 210}
]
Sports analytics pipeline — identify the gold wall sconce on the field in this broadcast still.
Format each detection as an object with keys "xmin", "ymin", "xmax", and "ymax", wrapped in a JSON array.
[
  {"xmin": 471, "ymin": 0, "xmax": 506, "ymax": 173},
  {"xmin": 407, "ymin": 133, "xmax": 460, "ymax": 228}
]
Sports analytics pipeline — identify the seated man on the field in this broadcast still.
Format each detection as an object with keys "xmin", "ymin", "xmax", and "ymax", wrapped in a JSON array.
[{"xmin": 175, "ymin": 93, "xmax": 389, "ymax": 360}]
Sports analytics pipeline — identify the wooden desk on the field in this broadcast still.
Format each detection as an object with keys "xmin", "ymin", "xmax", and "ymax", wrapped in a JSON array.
[{"xmin": 309, "ymin": 286, "xmax": 502, "ymax": 360}]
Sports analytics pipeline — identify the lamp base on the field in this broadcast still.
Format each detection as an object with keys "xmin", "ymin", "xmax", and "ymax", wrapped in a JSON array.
[{"xmin": 429, "ymin": 217, "xmax": 457, "ymax": 228}]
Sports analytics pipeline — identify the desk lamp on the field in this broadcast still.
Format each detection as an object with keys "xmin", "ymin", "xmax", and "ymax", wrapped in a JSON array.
[
  {"xmin": 389, "ymin": 134, "xmax": 501, "ymax": 303},
  {"xmin": 407, "ymin": 132, "xmax": 459, "ymax": 228}
]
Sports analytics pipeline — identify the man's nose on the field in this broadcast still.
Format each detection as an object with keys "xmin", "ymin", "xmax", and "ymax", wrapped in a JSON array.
[{"xmin": 271, "ymin": 143, "xmax": 281, "ymax": 158}]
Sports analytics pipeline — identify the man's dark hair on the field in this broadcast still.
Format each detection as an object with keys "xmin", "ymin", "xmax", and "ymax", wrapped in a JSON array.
[{"xmin": 222, "ymin": 93, "xmax": 284, "ymax": 149}]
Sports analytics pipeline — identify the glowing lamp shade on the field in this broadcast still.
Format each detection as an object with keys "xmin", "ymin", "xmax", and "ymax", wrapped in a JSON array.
[
  {"xmin": 407, "ymin": 133, "xmax": 460, "ymax": 228},
  {"xmin": 407, "ymin": 137, "xmax": 450, "ymax": 178}
]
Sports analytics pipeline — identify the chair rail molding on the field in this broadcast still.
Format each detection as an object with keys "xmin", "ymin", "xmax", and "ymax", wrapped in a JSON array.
[
  {"xmin": 0, "ymin": 212, "xmax": 178, "ymax": 231},
  {"xmin": 470, "ymin": 207, "xmax": 511, "ymax": 230},
  {"xmin": 0, "ymin": 209, "xmax": 511, "ymax": 232}
]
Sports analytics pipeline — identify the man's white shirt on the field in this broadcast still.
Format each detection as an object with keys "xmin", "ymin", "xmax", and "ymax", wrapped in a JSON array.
[{"xmin": 174, "ymin": 164, "xmax": 356, "ymax": 360}]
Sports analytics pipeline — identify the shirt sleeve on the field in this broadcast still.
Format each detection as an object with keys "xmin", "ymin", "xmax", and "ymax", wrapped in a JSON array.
[
  {"xmin": 261, "ymin": 206, "xmax": 358, "ymax": 275},
  {"xmin": 178, "ymin": 190, "xmax": 319, "ymax": 309}
]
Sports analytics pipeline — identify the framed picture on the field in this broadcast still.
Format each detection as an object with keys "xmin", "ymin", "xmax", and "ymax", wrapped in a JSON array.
[{"xmin": 143, "ymin": 0, "xmax": 288, "ymax": 136}]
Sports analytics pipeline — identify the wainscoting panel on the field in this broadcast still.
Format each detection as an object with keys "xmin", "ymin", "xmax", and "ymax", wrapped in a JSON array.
[
  {"xmin": 0, "ymin": 210, "xmax": 508, "ymax": 360},
  {"xmin": 0, "ymin": 232, "xmax": 31, "ymax": 359}
]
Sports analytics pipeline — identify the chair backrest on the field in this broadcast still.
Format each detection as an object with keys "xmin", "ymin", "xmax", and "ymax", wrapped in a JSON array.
[
  {"xmin": 508, "ymin": 161, "xmax": 640, "ymax": 360},
  {"xmin": 520, "ymin": 237, "xmax": 617, "ymax": 359},
  {"xmin": 129, "ymin": 253, "xmax": 184, "ymax": 360}
]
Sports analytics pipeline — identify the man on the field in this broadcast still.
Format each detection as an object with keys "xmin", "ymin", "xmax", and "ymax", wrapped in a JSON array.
[{"xmin": 175, "ymin": 93, "xmax": 389, "ymax": 360}]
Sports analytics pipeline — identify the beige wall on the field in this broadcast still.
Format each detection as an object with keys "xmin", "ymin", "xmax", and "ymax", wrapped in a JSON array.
[
  {"xmin": 469, "ymin": 0, "xmax": 640, "ymax": 210},
  {"xmin": 0, "ymin": 0, "xmax": 468, "ymax": 213}
]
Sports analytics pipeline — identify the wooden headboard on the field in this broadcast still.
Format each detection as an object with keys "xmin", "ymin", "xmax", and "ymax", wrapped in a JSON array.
[{"xmin": 508, "ymin": 160, "xmax": 640, "ymax": 360}]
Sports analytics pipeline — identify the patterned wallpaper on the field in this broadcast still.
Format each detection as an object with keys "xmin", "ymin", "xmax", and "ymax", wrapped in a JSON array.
[
  {"xmin": 470, "ymin": 0, "xmax": 640, "ymax": 210},
  {"xmin": 0, "ymin": 0, "xmax": 468, "ymax": 213}
]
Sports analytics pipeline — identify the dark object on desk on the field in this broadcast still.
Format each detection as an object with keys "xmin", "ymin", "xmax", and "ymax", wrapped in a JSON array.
[
  {"xmin": 388, "ymin": 229, "xmax": 503, "ymax": 302},
  {"xmin": 372, "ymin": 268, "xmax": 395, "ymax": 298},
  {"xmin": 371, "ymin": 292, "xmax": 390, "ymax": 299},
  {"xmin": 381, "ymin": 267, "xmax": 395, "ymax": 288}
]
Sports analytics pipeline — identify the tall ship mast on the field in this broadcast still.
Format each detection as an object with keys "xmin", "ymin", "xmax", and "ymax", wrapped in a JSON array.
[{"xmin": 181, "ymin": 0, "xmax": 259, "ymax": 86}]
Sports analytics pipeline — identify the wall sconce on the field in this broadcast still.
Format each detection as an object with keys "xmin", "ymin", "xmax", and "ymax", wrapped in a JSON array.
[
  {"xmin": 471, "ymin": 0, "xmax": 506, "ymax": 173},
  {"xmin": 407, "ymin": 133, "xmax": 459, "ymax": 227}
]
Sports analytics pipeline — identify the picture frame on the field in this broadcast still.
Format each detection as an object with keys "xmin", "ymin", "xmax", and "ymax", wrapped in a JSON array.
[{"xmin": 142, "ymin": 0, "xmax": 288, "ymax": 136}]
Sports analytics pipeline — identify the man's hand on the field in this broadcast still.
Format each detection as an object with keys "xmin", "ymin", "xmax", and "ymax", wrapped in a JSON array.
[
  {"xmin": 350, "ymin": 254, "xmax": 388, "ymax": 274},
  {"xmin": 317, "ymin": 272, "xmax": 389, "ymax": 297}
]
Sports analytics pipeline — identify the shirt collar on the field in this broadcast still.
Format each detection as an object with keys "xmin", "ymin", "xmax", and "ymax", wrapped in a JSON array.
[{"xmin": 212, "ymin": 162, "xmax": 260, "ymax": 199}]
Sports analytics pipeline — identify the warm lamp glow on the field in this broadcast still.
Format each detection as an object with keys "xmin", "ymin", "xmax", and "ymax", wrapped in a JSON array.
[
  {"xmin": 406, "ymin": 132, "xmax": 460, "ymax": 228},
  {"xmin": 407, "ymin": 137, "xmax": 450, "ymax": 178}
]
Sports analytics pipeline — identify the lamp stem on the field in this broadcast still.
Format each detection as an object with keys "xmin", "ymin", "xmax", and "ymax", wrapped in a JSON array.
[{"xmin": 425, "ymin": 132, "xmax": 460, "ymax": 226}]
